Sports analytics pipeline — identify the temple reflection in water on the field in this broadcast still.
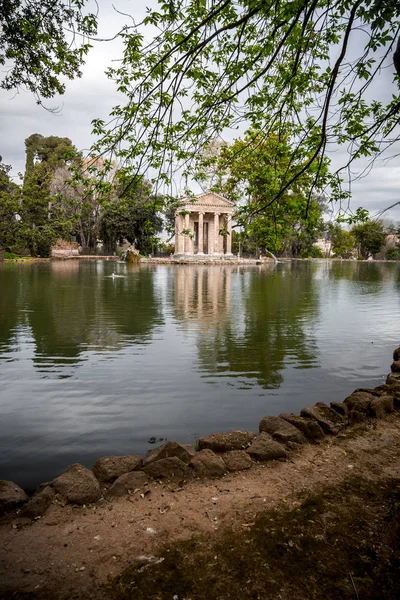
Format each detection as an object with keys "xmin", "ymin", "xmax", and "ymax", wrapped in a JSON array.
[{"xmin": 173, "ymin": 265, "xmax": 232, "ymax": 325}]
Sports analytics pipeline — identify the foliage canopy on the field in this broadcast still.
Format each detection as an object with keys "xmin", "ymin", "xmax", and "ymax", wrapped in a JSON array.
[
  {"xmin": 351, "ymin": 219, "xmax": 386, "ymax": 258},
  {"xmin": 0, "ymin": 135, "xmax": 164, "ymax": 257},
  {"xmin": 0, "ymin": 0, "xmax": 97, "ymax": 100},
  {"xmin": 212, "ymin": 131, "xmax": 326, "ymax": 255},
  {"xmin": 92, "ymin": 0, "xmax": 400, "ymax": 216}
]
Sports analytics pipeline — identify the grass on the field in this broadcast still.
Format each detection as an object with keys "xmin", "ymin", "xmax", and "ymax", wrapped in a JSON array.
[{"xmin": 111, "ymin": 475, "xmax": 400, "ymax": 600}]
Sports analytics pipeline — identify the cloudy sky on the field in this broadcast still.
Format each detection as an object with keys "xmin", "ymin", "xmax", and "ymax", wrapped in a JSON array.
[{"xmin": 0, "ymin": 0, "xmax": 399, "ymax": 220}]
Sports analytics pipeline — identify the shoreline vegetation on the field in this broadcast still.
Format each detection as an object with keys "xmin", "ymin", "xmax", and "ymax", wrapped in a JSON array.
[
  {"xmin": 0, "ymin": 347, "xmax": 400, "ymax": 598},
  {"xmin": 1, "ymin": 255, "xmax": 400, "ymax": 264}
]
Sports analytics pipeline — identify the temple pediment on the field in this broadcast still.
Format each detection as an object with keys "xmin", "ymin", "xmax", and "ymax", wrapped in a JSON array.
[{"xmin": 182, "ymin": 191, "xmax": 234, "ymax": 211}]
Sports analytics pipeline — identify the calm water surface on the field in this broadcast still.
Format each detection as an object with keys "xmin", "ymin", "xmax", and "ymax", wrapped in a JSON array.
[{"xmin": 0, "ymin": 260, "xmax": 399, "ymax": 488}]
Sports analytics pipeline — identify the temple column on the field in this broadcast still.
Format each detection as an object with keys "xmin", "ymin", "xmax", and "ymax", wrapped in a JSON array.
[
  {"xmin": 189, "ymin": 213, "xmax": 195, "ymax": 254},
  {"xmin": 176, "ymin": 213, "xmax": 185, "ymax": 254},
  {"xmin": 220, "ymin": 214, "xmax": 226, "ymax": 254},
  {"xmin": 174, "ymin": 213, "xmax": 178, "ymax": 254},
  {"xmin": 198, "ymin": 212, "xmax": 204, "ymax": 255},
  {"xmin": 184, "ymin": 213, "xmax": 191, "ymax": 254},
  {"xmin": 226, "ymin": 213, "xmax": 233, "ymax": 255},
  {"xmin": 213, "ymin": 212, "xmax": 220, "ymax": 255}
]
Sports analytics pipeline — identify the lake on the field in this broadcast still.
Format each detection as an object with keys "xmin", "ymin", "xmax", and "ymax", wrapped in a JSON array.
[{"xmin": 0, "ymin": 259, "xmax": 399, "ymax": 488}]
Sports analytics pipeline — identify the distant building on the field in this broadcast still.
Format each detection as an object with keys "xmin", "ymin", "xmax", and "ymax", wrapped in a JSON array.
[
  {"xmin": 313, "ymin": 238, "xmax": 332, "ymax": 257},
  {"xmin": 385, "ymin": 233, "xmax": 400, "ymax": 249},
  {"xmin": 51, "ymin": 239, "xmax": 79, "ymax": 258}
]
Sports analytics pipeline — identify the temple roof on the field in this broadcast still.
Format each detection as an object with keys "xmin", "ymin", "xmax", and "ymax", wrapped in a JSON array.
[{"xmin": 181, "ymin": 191, "xmax": 234, "ymax": 211}]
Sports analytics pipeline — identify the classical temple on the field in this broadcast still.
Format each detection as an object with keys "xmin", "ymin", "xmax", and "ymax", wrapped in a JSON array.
[{"xmin": 174, "ymin": 191, "xmax": 234, "ymax": 257}]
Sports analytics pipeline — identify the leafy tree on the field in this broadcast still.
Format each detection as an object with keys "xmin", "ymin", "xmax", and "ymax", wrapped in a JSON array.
[
  {"xmin": 0, "ymin": 0, "xmax": 97, "ymax": 100},
  {"xmin": 0, "ymin": 136, "xmax": 79, "ymax": 256},
  {"xmin": 0, "ymin": 156, "xmax": 67, "ymax": 257},
  {"xmin": 51, "ymin": 159, "xmax": 104, "ymax": 252},
  {"xmin": 21, "ymin": 135, "xmax": 77, "ymax": 255},
  {"xmin": 100, "ymin": 177, "xmax": 163, "ymax": 254},
  {"xmin": 92, "ymin": 0, "xmax": 400, "ymax": 215},
  {"xmin": 24, "ymin": 134, "xmax": 76, "ymax": 178},
  {"xmin": 301, "ymin": 245, "xmax": 324, "ymax": 258},
  {"xmin": 328, "ymin": 223, "xmax": 355, "ymax": 258},
  {"xmin": 386, "ymin": 248, "xmax": 400, "ymax": 260},
  {"xmin": 351, "ymin": 220, "xmax": 386, "ymax": 259},
  {"xmin": 0, "ymin": 158, "xmax": 23, "ymax": 253},
  {"xmin": 215, "ymin": 132, "xmax": 326, "ymax": 256}
]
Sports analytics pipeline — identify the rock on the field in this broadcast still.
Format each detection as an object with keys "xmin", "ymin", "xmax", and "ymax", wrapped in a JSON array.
[
  {"xmin": 393, "ymin": 347, "xmax": 400, "ymax": 361},
  {"xmin": 222, "ymin": 450, "xmax": 253, "ymax": 472},
  {"xmin": 125, "ymin": 245, "xmax": 140, "ymax": 263},
  {"xmin": 300, "ymin": 403, "xmax": 346, "ymax": 435},
  {"xmin": 374, "ymin": 384, "xmax": 400, "ymax": 409},
  {"xmin": 197, "ymin": 430, "xmax": 256, "ymax": 453},
  {"xmin": 279, "ymin": 413, "xmax": 325, "ymax": 441},
  {"xmin": 374, "ymin": 383, "xmax": 398, "ymax": 395},
  {"xmin": 386, "ymin": 372, "xmax": 400, "ymax": 387},
  {"xmin": 330, "ymin": 402, "xmax": 349, "ymax": 417},
  {"xmin": 190, "ymin": 450, "xmax": 227, "ymax": 478},
  {"xmin": 391, "ymin": 361, "xmax": 400, "ymax": 373},
  {"xmin": 286, "ymin": 441, "xmax": 303, "ymax": 452},
  {"xmin": 144, "ymin": 441, "xmax": 194, "ymax": 466},
  {"xmin": 53, "ymin": 464, "xmax": 101, "ymax": 505},
  {"xmin": 20, "ymin": 486, "xmax": 55, "ymax": 518},
  {"xmin": 107, "ymin": 471, "xmax": 148, "ymax": 498},
  {"xmin": 344, "ymin": 391, "xmax": 375, "ymax": 413},
  {"xmin": 182, "ymin": 444, "xmax": 197, "ymax": 457},
  {"xmin": 259, "ymin": 416, "xmax": 307, "ymax": 445},
  {"xmin": 143, "ymin": 457, "xmax": 191, "ymax": 480},
  {"xmin": 246, "ymin": 432, "xmax": 287, "ymax": 461},
  {"xmin": 349, "ymin": 410, "xmax": 366, "ymax": 423},
  {"xmin": 92, "ymin": 455, "xmax": 143, "ymax": 483},
  {"xmin": 0, "ymin": 480, "xmax": 28, "ymax": 513},
  {"xmin": 368, "ymin": 395, "xmax": 394, "ymax": 419}
]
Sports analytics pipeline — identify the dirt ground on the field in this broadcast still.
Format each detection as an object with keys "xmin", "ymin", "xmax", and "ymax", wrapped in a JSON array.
[{"xmin": 1, "ymin": 414, "xmax": 400, "ymax": 599}]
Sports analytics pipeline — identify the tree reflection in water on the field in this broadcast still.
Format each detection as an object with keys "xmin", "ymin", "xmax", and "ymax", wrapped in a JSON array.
[
  {"xmin": 171, "ymin": 263, "xmax": 320, "ymax": 389},
  {"xmin": 0, "ymin": 260, "xmax": 163, "ymax": 377}
]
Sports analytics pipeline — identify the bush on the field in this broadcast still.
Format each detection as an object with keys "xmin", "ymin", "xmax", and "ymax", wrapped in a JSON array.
[
  {"xmin": 3, "ymin": 252, "xmax": 18, "ymax": 259},
  {"xmin": 386, "ymin": 248, "xmax": 400, "ymax": 260},
  {"xmin": 35, "ymin": 237, "xmax": 52, "ymax": 257},
  {"xmin": 300, "ymin": 246, "xmax": 324, "ymax": 258}
]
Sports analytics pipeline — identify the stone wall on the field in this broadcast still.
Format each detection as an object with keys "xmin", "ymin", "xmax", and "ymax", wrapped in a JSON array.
[
  {"xmin": 1, "ymin": 347, "xmax": 400, "ymax": 517},
  {"xmin": 51, "ymin": 239, "xmax": 79, "ymax": 258}
]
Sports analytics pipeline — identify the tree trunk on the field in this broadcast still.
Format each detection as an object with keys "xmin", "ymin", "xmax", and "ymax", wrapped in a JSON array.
[{"xmin": 394, "ymin": 37, "xmax": 400, "ymax": 76}]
